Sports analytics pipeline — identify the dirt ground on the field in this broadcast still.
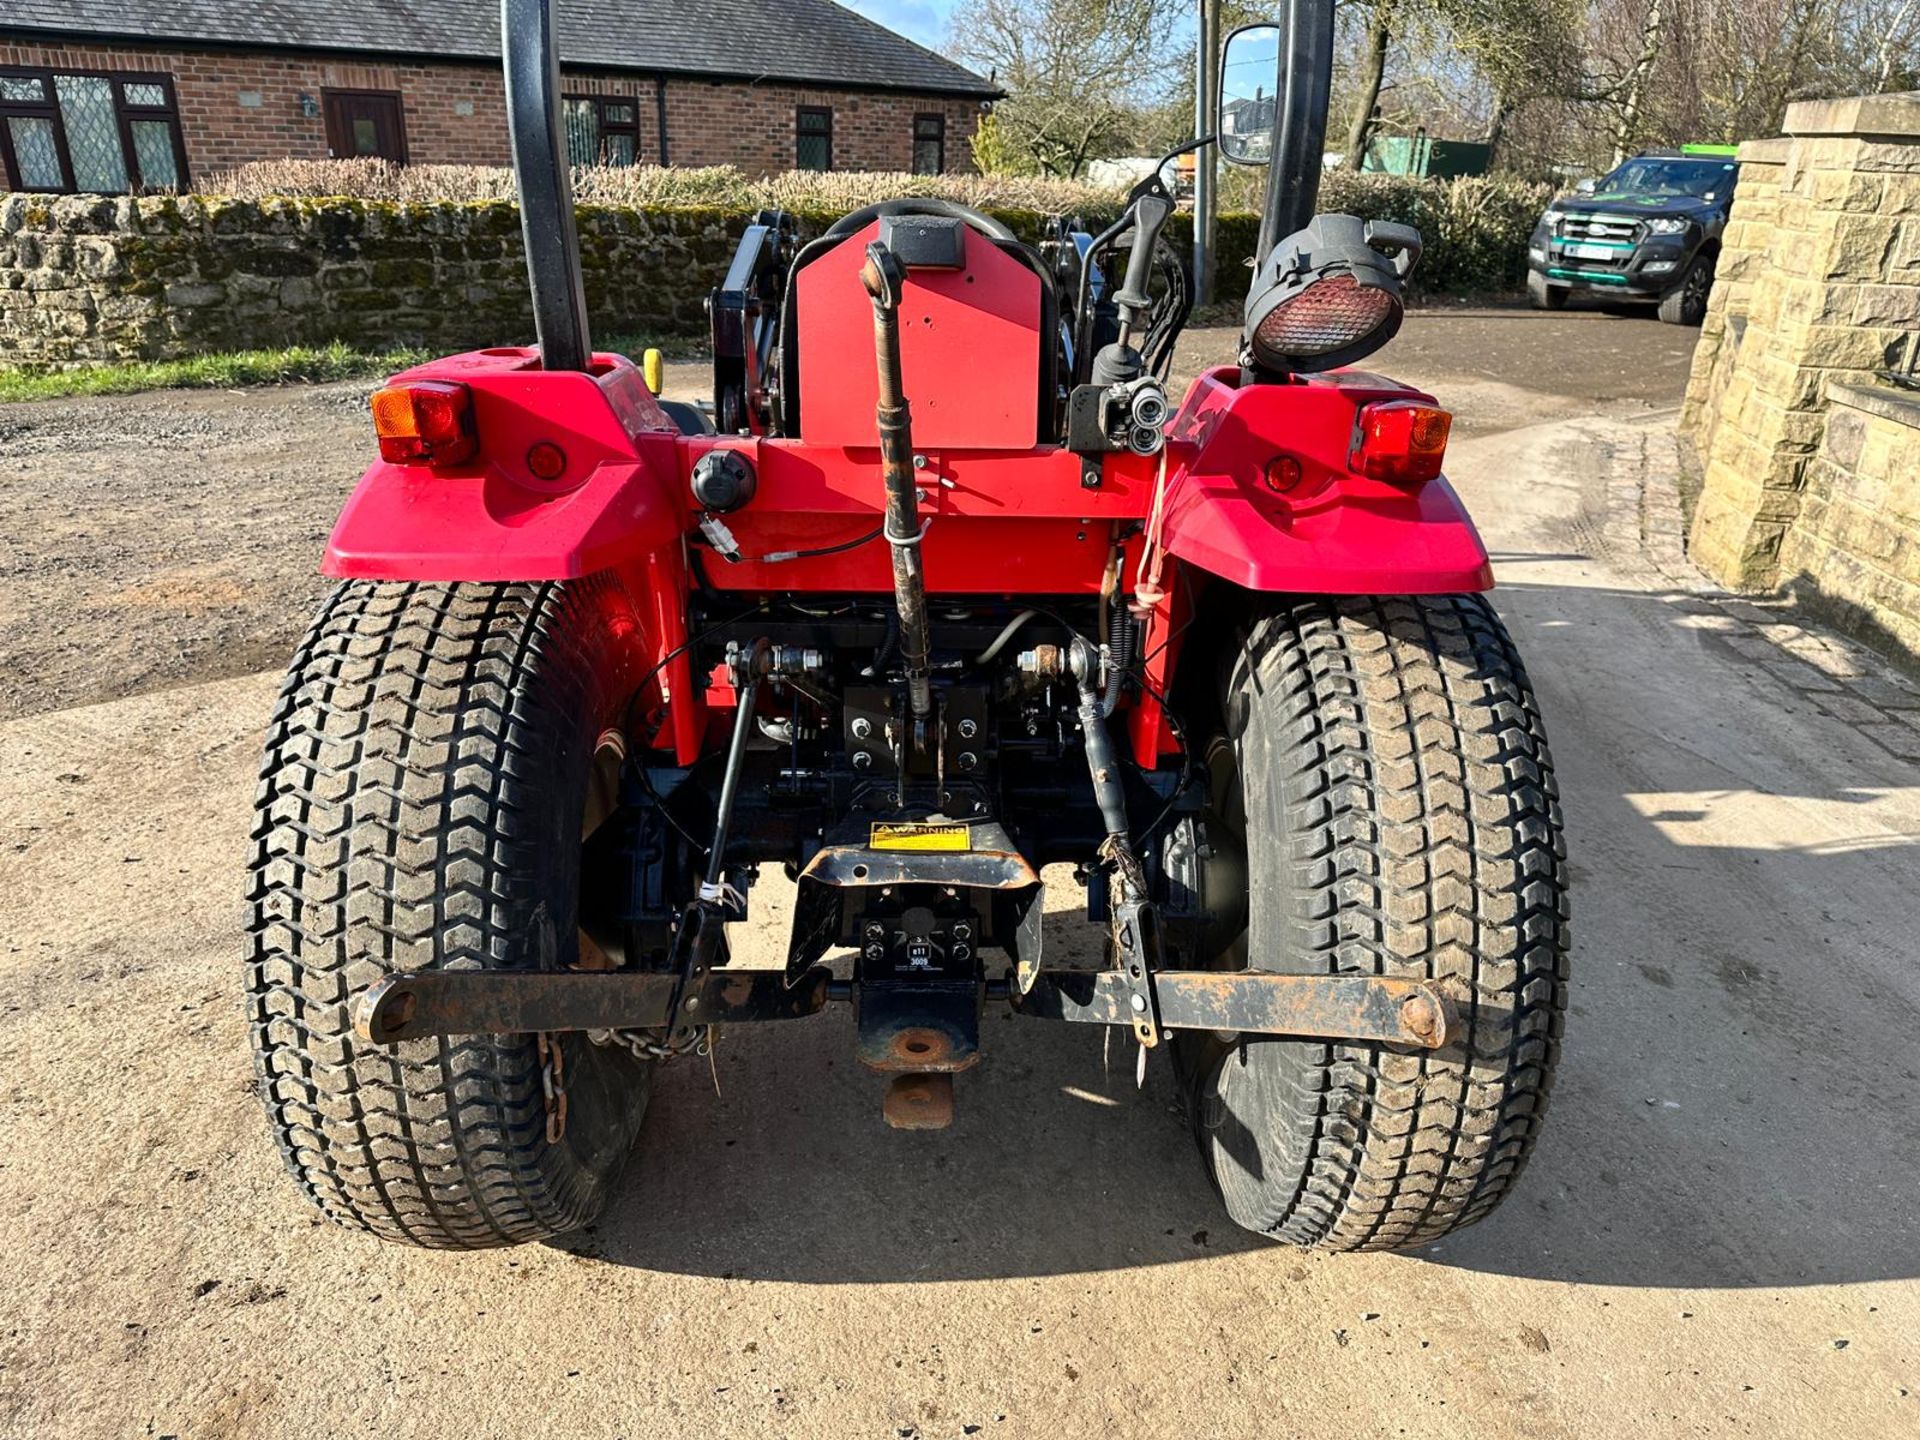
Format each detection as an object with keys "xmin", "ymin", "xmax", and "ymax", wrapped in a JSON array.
[{"xmin": 6, "ymin": 311, "xmax": 1919, "ymax": 1438}]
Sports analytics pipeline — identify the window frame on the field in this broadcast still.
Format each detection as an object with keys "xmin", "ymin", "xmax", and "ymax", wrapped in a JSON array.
[
  {"xmin": 561, "ymin": 92, "xmax": 641, "ymax": 167},
  {"xmin": 796, "ymin": 104, "xmax": 833, "ymax": 172},
  {"xmin": 0, "ymin": 65, "xmax": 189, "ymax": 193},
  {"xmin": 320, "ymin": 87, "xmax": 409, "ymax": 165},
  {"xmin": 911, "ymin": 111, "xmax": 946, "ymax": 175}
]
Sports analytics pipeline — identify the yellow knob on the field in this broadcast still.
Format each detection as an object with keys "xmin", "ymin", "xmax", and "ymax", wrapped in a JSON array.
[{"xmin": 642, "ymin": 348, "xmax": 665, "ymax": 395}]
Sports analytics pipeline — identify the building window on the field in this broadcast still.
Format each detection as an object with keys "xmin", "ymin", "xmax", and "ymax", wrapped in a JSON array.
[
  {"xmin": 322, "ymin": 89, "xmax": 407, "ymax": 164},
  {"xmin": 0, "ymin": 67, "xmax": 187, "ymax": 193},
  {"xmin": 563, "ymin": 94, "xmax": 640, "ymax": 166},
  {"xmin": 796, "ymin": 106, "xmax": 832, "ymax": 172},
  {"xmin": 912, "ymin": 113, "xmax": 945, "ymax": 175}
]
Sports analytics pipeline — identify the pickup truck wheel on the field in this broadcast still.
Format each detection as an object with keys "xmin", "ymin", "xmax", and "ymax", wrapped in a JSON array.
[
  {"xmin": 1526, "ymin": 271, "xmax": 1568, "ymax": 310},
  {"xmin": 1658, "ymin": 254, "xmax": 1714, "ymax": 325},
  {"xmin": 246, "ymin": 579, "xmax": 656, "ymax": 1249},
  {"xmin": 1177, "ymin": 596, "xmax": 1569, "ymax": 1252}
]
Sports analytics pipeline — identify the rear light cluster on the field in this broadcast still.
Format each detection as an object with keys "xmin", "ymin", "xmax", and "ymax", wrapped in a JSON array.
[
  {"xmin": 371, "ymin": 381, "xmax": 478, "ymax": 466},
  {"xmin": 1351, "ymin": 400, "xmax": 1451, "ymax": 485}
]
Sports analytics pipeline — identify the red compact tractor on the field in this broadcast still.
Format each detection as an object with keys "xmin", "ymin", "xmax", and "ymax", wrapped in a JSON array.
[{"xmin": 247, "ymin": 1, "xmax": 1567, "ymax": 1252}]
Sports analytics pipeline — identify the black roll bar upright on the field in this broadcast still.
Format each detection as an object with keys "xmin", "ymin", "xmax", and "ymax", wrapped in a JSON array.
[
  {"xmin": 1254, "ymin": 0, "xmax": 1337, "ymax": 273},
  {"xmin": 502, "ymin": 0, "xmax": 593, "ymax": 371}
]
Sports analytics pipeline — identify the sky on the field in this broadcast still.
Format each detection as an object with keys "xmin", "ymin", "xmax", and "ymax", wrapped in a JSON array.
[
  {"xmin": 838, "ymin": 0, "xmax": 1203, "ymax": 67},
  {"xmin": 838, "ymin": 0, "xmax": 956, "ymax": 51}
]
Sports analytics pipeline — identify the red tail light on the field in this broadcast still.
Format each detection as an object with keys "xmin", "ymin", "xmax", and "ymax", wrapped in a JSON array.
[
  {"xmin": 1351, "ymin": 400, "xmax": 1451, "ymax": 485},
  {"xmin": 371, "ymin": 381, "xmax": 478, "ymax": 466}
]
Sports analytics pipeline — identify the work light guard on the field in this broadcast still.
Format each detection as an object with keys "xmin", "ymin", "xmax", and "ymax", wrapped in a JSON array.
[{"xmin": 1243, "ymin": 214, "xmax": 1424, "ymax": 375}]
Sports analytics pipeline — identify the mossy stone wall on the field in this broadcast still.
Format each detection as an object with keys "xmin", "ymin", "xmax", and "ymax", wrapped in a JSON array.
[{"xmin": 0, "ymin": 194, "xmax": 753, "ymax": 365}]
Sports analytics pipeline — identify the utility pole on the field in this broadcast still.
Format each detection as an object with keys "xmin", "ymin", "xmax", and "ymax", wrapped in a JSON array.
[{"xmin": 1194, "ymin": 0, "xmax": 1218, "ymax": 307}]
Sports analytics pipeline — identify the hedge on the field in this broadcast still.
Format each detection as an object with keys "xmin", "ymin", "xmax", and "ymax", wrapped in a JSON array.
[{"xmin": 202, "ymin": 160, "xmax": 1552, "ymax": 299}]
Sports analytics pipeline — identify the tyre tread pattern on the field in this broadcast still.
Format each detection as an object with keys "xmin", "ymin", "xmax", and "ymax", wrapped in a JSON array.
[
  {"xmin": 245, "ymin": 579, "xmax": 639, "ymax": 1249},
  {"xmin": 1208, "ymin": 594, "xmax": 1569, "ymax": 1252}
]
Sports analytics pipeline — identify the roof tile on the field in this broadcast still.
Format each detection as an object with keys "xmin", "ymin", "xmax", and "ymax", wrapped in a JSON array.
[{"xmin": 2, "ymin": 1, "xmax": 997, "ymax": 96}]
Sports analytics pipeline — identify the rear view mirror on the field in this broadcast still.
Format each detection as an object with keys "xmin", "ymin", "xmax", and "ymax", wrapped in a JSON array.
[
  {"xmin": 1219, "ymin": 24, "xmax": 1281, "ymax": 166},
  {"xmin": 1575, "ymin": 177, "xmax": 1597, "ymax": 195}
]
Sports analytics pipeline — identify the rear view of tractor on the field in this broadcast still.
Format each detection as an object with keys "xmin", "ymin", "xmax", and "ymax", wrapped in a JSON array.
[{"xmin": 245, "ymin": 0, "xmax": 1567, "ymax": 1253}]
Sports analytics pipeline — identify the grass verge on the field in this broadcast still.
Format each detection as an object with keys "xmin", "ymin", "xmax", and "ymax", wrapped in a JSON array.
[
  {"xmin": 0, "ymin": 342, "xmax": 433, "ymax": 404},
  {"xmin": 0, "ymin": 335, "xmax": 714, "ymax": 403}
]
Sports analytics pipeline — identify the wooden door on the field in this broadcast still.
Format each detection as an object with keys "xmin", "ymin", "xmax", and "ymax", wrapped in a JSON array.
[{"xmin": 323, "ymin": 90, "xmax": 407, "ymax": 163}]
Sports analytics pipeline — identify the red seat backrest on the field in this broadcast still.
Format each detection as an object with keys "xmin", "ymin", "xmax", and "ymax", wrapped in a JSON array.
[{"xmin": 792, "ymin": 221, "xmax": 1043, "ymax": 450}]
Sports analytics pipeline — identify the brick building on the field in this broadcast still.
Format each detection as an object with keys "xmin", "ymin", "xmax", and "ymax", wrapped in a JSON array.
[{"xmin": 0, "ymin": 2, "xmax": 997, "ymax": 193}]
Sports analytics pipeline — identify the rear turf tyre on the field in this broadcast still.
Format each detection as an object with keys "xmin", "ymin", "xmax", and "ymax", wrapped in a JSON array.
[
  {"xmin": 246, "ymin": 579, "xmax": 656, "ymax": 1249},
  {"xmin": 1527, "ymin": 271, "xmax": 1569, "ymax": 310},
  {"xmin": 1180, "ymin": 595, "xmax": 1568, "ymax": 1252},
  {"xmin": 1658, "ymin": 253, "xmax": 1714, "ymax": 326}
]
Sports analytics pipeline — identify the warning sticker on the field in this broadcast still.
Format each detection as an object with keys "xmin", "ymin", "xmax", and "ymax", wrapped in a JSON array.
[{"xmin": 869, "ymin": 821, "xmax": 972, "ymax": 853}]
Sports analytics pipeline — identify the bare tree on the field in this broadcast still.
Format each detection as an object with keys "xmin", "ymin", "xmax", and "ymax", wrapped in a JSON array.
[
  {"xmin": 1611, "ymin": 0, "xmax": 1666, "ymax": 160},
  {"xmin": 1343, "ymin": 0, "xmax": 1398, "ymax": 166},
  {"xmin": 948, "ymin": 0, "xmax": 1180, "ymax": 177}
]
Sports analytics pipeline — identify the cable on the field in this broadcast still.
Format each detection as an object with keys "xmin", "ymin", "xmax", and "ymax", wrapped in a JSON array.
[
  {"xmin": 970, "ymin": 609, "xmax": 1037, "ymax": 667},
  {"xmin": 754, "ymin": 524, "xmax": 885, "ymax": 564}
]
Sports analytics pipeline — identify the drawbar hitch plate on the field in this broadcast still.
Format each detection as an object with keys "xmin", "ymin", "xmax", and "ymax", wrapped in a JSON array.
[
  {"xmin": 1013, "ymin": 970, "xmax": 1454, "ymax": 1049},
  {"xmin": 354, "ymin": 966, "xmax": 831, "ymax": 1045}
]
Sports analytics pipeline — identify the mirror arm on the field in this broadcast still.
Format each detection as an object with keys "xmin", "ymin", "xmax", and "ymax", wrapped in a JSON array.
[{"xmin": 1256, "ymin": 0, "xmax": 1336, "ymax": 283}]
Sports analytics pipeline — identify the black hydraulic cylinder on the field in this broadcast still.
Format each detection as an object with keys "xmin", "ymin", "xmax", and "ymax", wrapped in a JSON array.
[
  {"xmin": 703, "ymin": 640, "xmax": 769, "ymax": 896},
  {"xmin": 1070, "ymin": 638, "xmax": 1130, "ymax": 841},
  {"xmin": 858, "ymin": 241, "xmax": 933, "ymax": 722}
]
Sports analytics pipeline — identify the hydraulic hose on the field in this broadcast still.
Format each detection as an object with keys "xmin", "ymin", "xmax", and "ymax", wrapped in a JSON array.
[{"xmin": 1103, "ymin": 603, "xmax": 1137, "ymax": 717}]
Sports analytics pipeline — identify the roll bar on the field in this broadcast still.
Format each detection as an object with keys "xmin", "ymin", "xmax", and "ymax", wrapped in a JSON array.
[
  {"xmin": 1256, "ymin": 0, "xmax": 1336, "ymax": 267},
  {"xmin": 502, "ymin": 0, "xmax": 593, "ymax": 371}
]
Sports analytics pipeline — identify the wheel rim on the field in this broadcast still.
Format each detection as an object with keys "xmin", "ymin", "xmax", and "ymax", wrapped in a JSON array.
[{"xmin": 1686, "ymin": 262, "xmax": 1711, "ymax": 307}]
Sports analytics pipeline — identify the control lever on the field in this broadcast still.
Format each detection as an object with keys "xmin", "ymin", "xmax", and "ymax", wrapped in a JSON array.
[
  {"xmin": 1113, "ymin": 194, "xmax": 1172, "ymax": 342},
  {"xmin": 1089, "ymin": 193, "xmax": 1173, "ymax": 387}
]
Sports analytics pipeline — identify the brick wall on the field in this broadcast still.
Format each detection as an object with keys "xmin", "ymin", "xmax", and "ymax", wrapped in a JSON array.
[
  {"xmin": 0, "ymin": 37, "xmax": 981, "ymax": 181},
  {"xmin": 663, "ymin": 80, "xmax": 979, "ymax": 173},
  {"xmin": 1681, "ymin": 92, "xmax": 1920, "ymax": 662}
]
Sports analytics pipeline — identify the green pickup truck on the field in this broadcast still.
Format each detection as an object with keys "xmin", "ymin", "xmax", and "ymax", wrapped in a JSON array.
[{"xmin": 1526, "ymin": 149, "xmax": 1740, "ymax": 325}]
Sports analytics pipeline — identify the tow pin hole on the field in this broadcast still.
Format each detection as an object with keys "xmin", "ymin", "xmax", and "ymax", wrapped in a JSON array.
[
  {"xmin": 906, "ymin": 1039, "xmax": 932, "ymax": 1055},
  {"xmin": 852, "ymin": 863, "xmax": 870, "ymax": 880}
]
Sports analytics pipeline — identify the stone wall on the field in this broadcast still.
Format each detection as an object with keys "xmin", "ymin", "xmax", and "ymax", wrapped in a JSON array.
[
  {"xmin": 1677, "ymin": 136, "xmax": 1790, "ymax": 457},
  {"xmin": 1682, "ymin": 91, "xmax": 1920, "ymax": 660},
  {"xmin": 1777, "ymin": 382, "xmax": 1920, "ymax": 656},
  {"xmin": 0, "ymin": 193, "xmax": 749, "ymax": 363}
]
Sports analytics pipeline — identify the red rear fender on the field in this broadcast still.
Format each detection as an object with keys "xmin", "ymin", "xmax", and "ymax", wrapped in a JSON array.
[
  {"xmin": 324, "ymin": 348, "xmax": 684, "ymax": 581},
  {"xmin": 1158, "ymin": 367, "xmax": 1492, "ymax": 594}
]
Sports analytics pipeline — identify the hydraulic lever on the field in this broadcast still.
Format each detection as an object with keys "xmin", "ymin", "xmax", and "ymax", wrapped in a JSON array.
[{"xmin": 858, "ymin": 241, "xmax": 934, "ymax": 733}]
